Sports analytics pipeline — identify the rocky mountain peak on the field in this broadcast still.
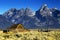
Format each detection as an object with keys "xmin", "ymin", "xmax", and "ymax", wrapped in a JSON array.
[
  {"xmin": 9, "ymin": 8, "xmax": 17, "ymax": 12},
  {"xmin": 40, "ymin": 4, "xmax": 48, "ymax": 11},
  {"xmin": 36, "ymin": 4, "xmax": 52, "ymax": 17},
  {"xmin": 1, "ymin": 4, "xmax": 60, "ymax": 29}
]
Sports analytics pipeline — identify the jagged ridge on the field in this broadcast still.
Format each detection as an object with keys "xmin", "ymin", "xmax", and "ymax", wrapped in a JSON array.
[{"xmin": 1, "ymin": 4, "xmax": 60, "ymax": 29}]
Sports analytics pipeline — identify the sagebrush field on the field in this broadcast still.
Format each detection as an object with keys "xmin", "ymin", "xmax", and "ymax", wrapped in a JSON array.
[{"xmin": 0, "ymin": 30, "xmax": 60, "ymax": 40}]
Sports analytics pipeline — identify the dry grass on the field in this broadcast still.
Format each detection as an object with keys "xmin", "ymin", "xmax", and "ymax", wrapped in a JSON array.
[{"xmin": 0, "ymin": 30, "xmax": 60, "ymax": 40}]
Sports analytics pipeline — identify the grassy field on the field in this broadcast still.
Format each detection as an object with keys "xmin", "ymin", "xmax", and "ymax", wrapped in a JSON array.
[{"xmin": 0, "ymin": 30, "xmax": 60, "ymax": 40}]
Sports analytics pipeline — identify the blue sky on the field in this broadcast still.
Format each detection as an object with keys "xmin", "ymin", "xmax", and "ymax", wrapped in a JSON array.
[{"xmin": 0, "ymin": 0, "xmax": 60, "ymax": 14}]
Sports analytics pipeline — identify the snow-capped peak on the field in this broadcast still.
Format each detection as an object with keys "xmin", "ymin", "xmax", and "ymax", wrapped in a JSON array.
[
  {"xmin": 43, "ymin": 4, "xmax": 47, "ymax": 6},
  {"xmin": 40, "ymin": 4, "xmax": 48, "ymax": 12},
  {"xmin": 54, "ymin": 8, "xmax": 57, "ymax": 10}
]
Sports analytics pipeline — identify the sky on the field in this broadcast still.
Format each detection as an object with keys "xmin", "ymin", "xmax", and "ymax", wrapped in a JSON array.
[{"xmin": 0, "ymin": 0, "xmax": 60, "ymax": 14}]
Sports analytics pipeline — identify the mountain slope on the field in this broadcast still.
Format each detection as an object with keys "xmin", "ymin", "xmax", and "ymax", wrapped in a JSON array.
[
  {"xmin": 35, "ymin": 4, "xmax": 60, "ymax": 29},
  {"xmin": 3, "ymin": 8, "xmax": 38, "ymax": 29},
  {"xmin": 3, "ymin": 4, "xmax": 60, "ymax": 29},
  {"xmin": 0, "ymin": 15, "xmax": 13, "ymax": 30}
]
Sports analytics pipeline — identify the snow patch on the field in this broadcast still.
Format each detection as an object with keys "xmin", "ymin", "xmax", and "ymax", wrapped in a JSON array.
[{"xmin": 11, "ymin": 19, "xmax": 15, "ymax": 22}]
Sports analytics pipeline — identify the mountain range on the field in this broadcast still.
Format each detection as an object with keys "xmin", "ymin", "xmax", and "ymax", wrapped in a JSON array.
[{"xmin": 0, "ymin": 4, "xmax": 60, "ymax": 30}]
